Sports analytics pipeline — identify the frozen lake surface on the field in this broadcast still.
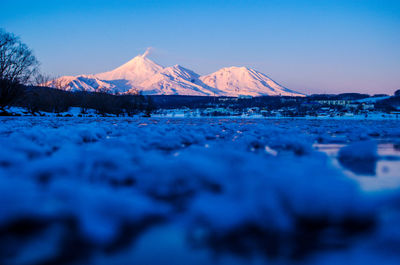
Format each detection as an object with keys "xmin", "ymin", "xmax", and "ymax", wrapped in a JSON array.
[{"xmin": 0, "ymin": 117, "xmax": 400, "ymax": 265}]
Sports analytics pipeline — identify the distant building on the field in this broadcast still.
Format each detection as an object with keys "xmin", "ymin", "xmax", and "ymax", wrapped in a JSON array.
[
  {"xmin": 218, "ymin": 97, "xmax": 238, "ymax": 102},
  {"xmin": 346, "ymin": 103, "xmax": 359, "ymax": 109},
  {"xmin": 238, "ymin": 95, "xmax": 253, "ymax": 99},
  {"xmin": 315, "ymin": 99, "xmax": 353, "ymax": 106},
  {"xmin": 362, "ymin": 103, "xmax": 375, "ymax": 110}
]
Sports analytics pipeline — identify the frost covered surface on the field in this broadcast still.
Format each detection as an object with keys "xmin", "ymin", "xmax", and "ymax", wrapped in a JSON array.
[{"xmin": 0, "ymin": 117, "xmax": 400, "ymax": 264}]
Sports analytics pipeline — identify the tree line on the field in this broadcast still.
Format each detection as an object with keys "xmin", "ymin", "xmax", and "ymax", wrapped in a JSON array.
[{"xmin": 17, "ymin": 86, "xmax": 153, "ymax": 116}]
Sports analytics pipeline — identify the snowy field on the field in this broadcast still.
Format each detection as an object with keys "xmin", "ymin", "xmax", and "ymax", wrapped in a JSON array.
[{"xmin": 1, "ymin": 117, "xmax": 400, "ymax": 265}]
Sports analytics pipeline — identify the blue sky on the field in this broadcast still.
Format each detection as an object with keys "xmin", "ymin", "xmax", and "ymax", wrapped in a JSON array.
[{"xmin": 1, "ymin": 0, "xmax": 399, "ymax": 94}]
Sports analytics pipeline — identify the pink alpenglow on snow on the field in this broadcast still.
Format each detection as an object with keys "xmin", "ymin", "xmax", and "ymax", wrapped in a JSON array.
[
  {"xmin": 47, "ymin": 50, "xmax": 305, "ymax": 97},
  {"xmin": 200, "ymin": 66, "xmax": 303, "ymax": 97}
]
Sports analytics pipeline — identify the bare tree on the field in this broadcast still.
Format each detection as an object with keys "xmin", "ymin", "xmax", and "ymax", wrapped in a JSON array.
[
  {"xmin": 33, "ymin": 73, "xmax": 53, "ymax": 87},
  {"xmin": 0, "ymin": 29, "xmax": 39, "ymax": 109},
  {"xmin": 0, "ymin": 29, "xmax": 39, "ymax": 83}
]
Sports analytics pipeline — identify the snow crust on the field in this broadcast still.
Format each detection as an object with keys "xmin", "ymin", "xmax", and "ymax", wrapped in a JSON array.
[{"xmin": 1, "ymin": 117, "xmax": 400, "ymax": 264}]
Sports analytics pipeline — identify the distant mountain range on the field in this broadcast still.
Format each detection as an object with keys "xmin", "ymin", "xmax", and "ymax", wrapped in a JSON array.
[{"xmin": 47, "ymin": 51, "xmax": 304, "ymax": 97}]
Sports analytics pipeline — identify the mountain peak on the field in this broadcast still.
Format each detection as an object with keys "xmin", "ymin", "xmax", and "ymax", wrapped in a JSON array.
[
  {"xmin": 95, "ymin": 50, "xmax": 163, "ymax": 82},
  {"xmin": 200, "ymin": 67, "xmax": 304, "ymax": 97},
  {"xmin": 220, "ymin": 66, "xmax": 251, "ymax": 72}
]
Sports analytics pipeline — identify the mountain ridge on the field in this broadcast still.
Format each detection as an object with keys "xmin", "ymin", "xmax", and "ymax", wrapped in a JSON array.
[{"xmin": 47, "ymin": 51, "xmax": 305, "ymax": 97}]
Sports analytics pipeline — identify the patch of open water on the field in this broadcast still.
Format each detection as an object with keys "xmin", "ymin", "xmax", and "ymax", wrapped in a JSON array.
[{"xmin": 314, "ymin": 143, "xmax": 400, "ymax": 190}]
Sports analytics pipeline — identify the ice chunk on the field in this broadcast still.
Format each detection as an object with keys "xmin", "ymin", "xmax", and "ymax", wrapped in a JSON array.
[{"xmin": 338, "ymin": 141, "xmax": 378, "ymax": 175}]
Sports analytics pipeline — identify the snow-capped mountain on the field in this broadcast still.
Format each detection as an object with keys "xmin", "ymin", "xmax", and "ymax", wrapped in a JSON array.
[
  {"xmin": 95, "ymin": 51, "xmax": 163, "ymax": 84},
  {"xmin": 48, "ymin": 50, "xmax": 304, "ymax": 97},
  {"xmin": 200, "ymin": 67, "xmax": 303, "ymax": 97},
  {"xmin": 136, "ymin": 65, "xmax": 220, "ymax": 96},
  {"xmin": 46, "ymin": 75, "xmax": 116, "ymax": 92}
]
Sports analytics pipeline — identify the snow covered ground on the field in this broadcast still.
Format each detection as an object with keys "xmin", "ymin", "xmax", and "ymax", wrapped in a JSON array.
[
  {"xmin": 0, "ymin": 117, "xmax": 400, "ymax": 264},
  {"xmin": 3, "ymin": 106, "xmax": 400, "ymax": 120}
]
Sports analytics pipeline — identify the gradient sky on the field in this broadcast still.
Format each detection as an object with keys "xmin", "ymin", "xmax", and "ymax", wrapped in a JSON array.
[{"xmin": 1, "ymin": 0, "xmax": 399, "ymax": 94}]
